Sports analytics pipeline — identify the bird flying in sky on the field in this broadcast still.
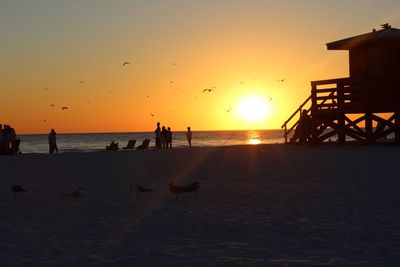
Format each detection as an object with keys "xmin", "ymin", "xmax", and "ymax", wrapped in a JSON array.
[
  {"xmin": 277, "ymin": 79, "xmax": 286, "ymax": 82},
  {"xmin": 123, "ymin": 61, "xmax": 130, "ymax": 66},
  {"xmin": 50, "ymin": 104, "xmax": 55, "ymax": 108},
  {"xmin": 62, "ymin": 106, "xmax": 68, "ymax": 110},
  {"xmin": 202, "ymin": 88, "xmax": 214, "ymax": 93}
]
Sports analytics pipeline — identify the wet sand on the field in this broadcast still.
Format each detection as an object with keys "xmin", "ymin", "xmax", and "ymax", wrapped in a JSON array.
[{"xmin": 1, "ymin": 144, "xmax": 400, "ymax": 266}]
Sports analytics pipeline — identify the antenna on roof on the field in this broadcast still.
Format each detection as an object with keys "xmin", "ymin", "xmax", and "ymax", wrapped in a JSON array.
[{"xmin": 380, "ymin": 23, "xmax": 391, "ymax": 30}]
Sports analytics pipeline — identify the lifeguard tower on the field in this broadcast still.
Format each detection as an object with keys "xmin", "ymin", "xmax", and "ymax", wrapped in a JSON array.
[{"xmin": 282, "ymin": 24, "xmax": 400, "ymax": 145}]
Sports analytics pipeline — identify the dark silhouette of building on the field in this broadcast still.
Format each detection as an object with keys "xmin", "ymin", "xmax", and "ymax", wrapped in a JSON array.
[{"xmin": 283, "ymin": 25, "xmax": 400, "ymax": 145}]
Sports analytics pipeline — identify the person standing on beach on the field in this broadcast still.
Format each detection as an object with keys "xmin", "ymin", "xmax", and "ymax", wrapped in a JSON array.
[
  {"xmin": 154, "ymin": 122, "xmax": 161, "ymax": 149},
  {"xmin": 161, "ymin": 126, "xmax": 168, "ymax": 149},
  {"xmin": 185, "ymin": 127, "xmax": 192, "ymax": 147},
  {"xmin": 8, "ymin": 126, "xmax": 17, "ymax": 155},
  {"xmin": 0, "ymin": 124, "xmax": 4, "ymax": 154},
  {"xmin": 48, "ymin": 129, "xmax": 58, "ymax": 154},
  {"xmin": 167, "ymin": 127, "xmax": 172, "ymax": 148}
]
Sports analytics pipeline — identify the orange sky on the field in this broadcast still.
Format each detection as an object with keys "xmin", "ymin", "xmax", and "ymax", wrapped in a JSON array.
[{"xmin": 1, "ymin": 1, "xmax": 400, "ymax": 134}]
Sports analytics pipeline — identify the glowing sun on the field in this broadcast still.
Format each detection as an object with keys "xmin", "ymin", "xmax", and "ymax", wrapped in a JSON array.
[{"xmin": 237, "ymin": 96, "xmax": 269, "ymax": 122}]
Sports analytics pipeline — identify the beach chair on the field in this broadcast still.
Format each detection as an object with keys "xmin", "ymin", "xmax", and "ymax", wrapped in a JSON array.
[
  {"xmin": 136, "ymin": 139, "xmax": 150, "ymax": 150},
  {"xmin": 106, "ymin": 141, "xmax": 119, "ymax": 151},
  {"xmin": 123, "ymin": 139, "xmax": 136, "ymax": 149}
]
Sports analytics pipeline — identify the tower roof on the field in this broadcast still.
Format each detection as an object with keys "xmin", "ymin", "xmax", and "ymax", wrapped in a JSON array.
[{"xmin": 326, "ymin": 27, "xmax": 400, "ymax": 50}]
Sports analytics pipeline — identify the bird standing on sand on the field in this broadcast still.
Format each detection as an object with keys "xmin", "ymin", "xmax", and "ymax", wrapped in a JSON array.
[
  {"xmin": 168, "ymin": 181, "xmax": 199, "ymax": 200},
  {"xmin": 11, "ymin": 185, "xmax": 28, "ymax": 193},
  {"xmin": 64, "ymin": 187, "xmax": 86, "ymax": 198},
  {"xmin": 65, "ymin": 191, "xmax": 81, "ymax": 198},
  {"xmin": 131, "ymin": 184, "xmax": 154, "ymax": 193}
]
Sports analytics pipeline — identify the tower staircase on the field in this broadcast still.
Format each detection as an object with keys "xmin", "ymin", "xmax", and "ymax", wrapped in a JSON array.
[{"xmin": 281, "ymin": 78, "xmax": 400, "ymax": 145}]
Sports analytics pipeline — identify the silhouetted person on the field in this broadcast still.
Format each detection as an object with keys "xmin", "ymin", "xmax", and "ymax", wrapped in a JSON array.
[
  {"xmin": 185, "ymin": 127, "xmax": 192, "ymax": 147},
  {"xmin": 167, "ymin": 127, "xmax": 172, "ymax": 148},
  {"xmin": 154, "ymin": 122, "xmax": 161, "ymax": 149},
  {"xmin": 161, "ymin": 126, "xmax": 168, "ymax": 149},
  {"xmin": 3, "ymin": 125, "xmax": 14, "ymax": 155},
  {"xmin": 301, "ymin": 110, "xmax": 313, "ymax": 144},
  {"xmin": 290, "ymin": 110, "xmax": 312, "ymax": 144},
  {"xmin": 0, "ymin": 124, "xmax": 5, "ymax": 155},
  {"xmin": 9, "ymin": 126, "xmax": 17, "ymax": 155},
  {"xmin": 48, "ymin": 129, "xmax": 58, "ymax": 154}
]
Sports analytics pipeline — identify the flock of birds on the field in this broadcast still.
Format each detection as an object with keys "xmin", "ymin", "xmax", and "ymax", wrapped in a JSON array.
[
  {"xmin": 10, "ymin": 178, "xmax": 204, "ymax": 200},
  {"xmin": 42, "ymin": 59, "xmax": 284, "ymax": 122}
]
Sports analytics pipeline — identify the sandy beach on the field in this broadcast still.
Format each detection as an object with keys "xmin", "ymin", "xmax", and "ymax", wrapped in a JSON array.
[{"xmin": 1, "ymin": 144, "xmax": 400, "ymax": 266}]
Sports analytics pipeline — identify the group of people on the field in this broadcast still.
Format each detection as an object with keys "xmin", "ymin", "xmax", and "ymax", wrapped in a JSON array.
[
  {"xmin": 1, "ymin": 125, "xmax": 58, "ymax": 155},
  {"xmin": 4, "ymin": 124, "xmax": 192, "ymax": 154},
  {"xmin": 0, "ymin": 124, "xmax": 18, "ymax": 155},
  {"xmin": 154, "ymin": 122, "xmax": 192, "ymax": 149},
  {"xmin": 154, "ymin": 122, "xmax": 173, "ymax": 149}
]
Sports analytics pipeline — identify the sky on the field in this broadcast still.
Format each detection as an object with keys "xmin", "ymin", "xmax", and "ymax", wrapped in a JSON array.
[{"xmin": 1, "ymin": 0, "xmax": 400, "ymax": 134}]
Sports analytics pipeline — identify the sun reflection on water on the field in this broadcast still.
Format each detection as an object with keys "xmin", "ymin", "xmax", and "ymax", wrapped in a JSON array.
[
  {"xmin": 246, "ymin": 131, "xmax": 262, "ymax": 145},
  {"xmin": 248, "ymin": 138, "xmax": 261, "ymax": 145}
]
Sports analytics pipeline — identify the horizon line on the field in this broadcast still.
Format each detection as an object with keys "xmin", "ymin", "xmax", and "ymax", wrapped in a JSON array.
[{"xmin": 18, "ymin": 128, "xmax": 281, "ymax": 135}]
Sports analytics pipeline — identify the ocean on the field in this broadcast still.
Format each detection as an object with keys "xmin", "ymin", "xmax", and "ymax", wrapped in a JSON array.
[{"xmin": 17, "ymin": 129, "xmax": 284, "ymax": 154}]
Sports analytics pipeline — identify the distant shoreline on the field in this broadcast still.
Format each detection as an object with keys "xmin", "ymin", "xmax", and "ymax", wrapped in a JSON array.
[{"xmin": 8, "ymin": 141, "xmax": 400, "ymax": 157}]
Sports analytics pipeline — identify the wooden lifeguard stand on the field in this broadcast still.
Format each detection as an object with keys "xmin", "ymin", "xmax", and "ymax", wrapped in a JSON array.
[{"xmin": 282, "ymin": 24, "xmax": 400, "ymax": 145}]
